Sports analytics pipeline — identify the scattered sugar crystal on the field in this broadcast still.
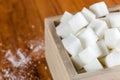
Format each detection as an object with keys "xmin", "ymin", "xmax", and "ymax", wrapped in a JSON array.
[
  {"xmin": 45, "ymin": 66, "xmax": 48, "ymax": 70},
  {"xmin": 33, "ymin": 45, "xmax": 43, "ymax": 53},
  {"xmin": 32, "ymin": 25, "xmax": 35, "ymax": 29}
]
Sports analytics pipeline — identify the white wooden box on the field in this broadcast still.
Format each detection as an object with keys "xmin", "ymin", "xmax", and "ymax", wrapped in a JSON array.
[{"xmin": 45, "ymin": 5, "xmax": 120, "ymax": 80}]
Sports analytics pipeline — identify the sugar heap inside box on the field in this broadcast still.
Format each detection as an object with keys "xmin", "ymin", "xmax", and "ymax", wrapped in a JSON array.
[{"xmin": 56, "ymin": 1, "xmax": 120, "ymax": 73}]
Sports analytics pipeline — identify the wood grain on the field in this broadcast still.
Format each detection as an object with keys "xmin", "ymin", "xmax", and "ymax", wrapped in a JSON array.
[{"xmin": 0, "ymin": 0, "xmax": 120, "ymax": 80}]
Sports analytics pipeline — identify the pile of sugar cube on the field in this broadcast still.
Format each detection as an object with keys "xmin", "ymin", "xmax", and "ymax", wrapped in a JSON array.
[{"xmin": 56, "ymin": 1, "xmax": 120, "ymax": 72}]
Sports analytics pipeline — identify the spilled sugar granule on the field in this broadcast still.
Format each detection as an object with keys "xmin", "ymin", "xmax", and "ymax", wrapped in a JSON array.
[
  {"xmin": 33, "ymin": 45, "xmax": 43, "ymax": 53},
  {"xmin": 0, "ymin": 40, "xmax": 48, "ymax": 80},
  {"xmin": 0, "ymin": 43, "xmax": 2, "ymax": 46},
  {"xmin": 45, "ymin": 66, "xmax": 48, "ymax": 70},
  {"xmin": 5, "ymin": 49, "xmax": 30, "ymax": 67},
  {"xmin": 32, "ymin": 25, "xmax": 35, "ymax": 29}
]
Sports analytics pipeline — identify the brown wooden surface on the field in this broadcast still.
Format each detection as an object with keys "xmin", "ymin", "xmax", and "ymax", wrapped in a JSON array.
[{"xmin": 0, "ymin": 0, "xmax": 120, "ymax": 80}]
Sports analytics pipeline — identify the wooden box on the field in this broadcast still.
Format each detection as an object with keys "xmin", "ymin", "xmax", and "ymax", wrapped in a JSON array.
[{"xmin": 45, "ymin": 5, "xmax": 120, "ymax": 80}]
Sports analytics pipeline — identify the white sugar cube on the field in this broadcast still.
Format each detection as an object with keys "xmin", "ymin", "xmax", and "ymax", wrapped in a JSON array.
[
  {"xmin": 75, "ymin": 28, "xmax": 86, "ymax": 37},
  {"xmin": 68, "ymin": 12, "xmax": 88, "ymax": 33},
  {"xmin": 81, "ymin": 7, "xmax": 96, "ymax": 22},
  {"xmin": 111, "ymin": 48, "xmax": 120, "ymax": 53},
  {"xmin": 105, "ymin": 51, "xmax": 120, "ymax": 67},
  {"xmin": 62, "ymin": 34, "xmax": 83, "ymax": 56},
  {"xmin": 77, "ymin": 27, "xmax": 98, "ymax": 48},
  {"xmin": 60, "ymin": 11, "xmax": 73, "ymax": 23},
  {"xmin": 84, "ymin": 58, "xmax": 103, "ymax": 72},
  {"xmin": 114, "ymin": 42, "xmax": 120, "ymax": 50},
  {"xmin": 71, "ymin": 55, "xmax": 83, "ymax": 70},
  {"xmin": 88, "ymin": 19, "xmax": 108, "ymax": 38},
  {"xmin": 89, "ymin": 43, "xmax": 103, "ymax": 57},
  {"xmin": 107, "ymin": 12, "xmax": 120, "ymax": 28},
  {"xmin": 89, "ymin": 2, "xmax": 109, "ymax": 17},
  {"xmin": 97, "ymin": 40, "xmax": 109, "ymax": 57},
  {"xmin": 117, "ymin": 27, "xmax": 120, "ymax": 32},
  {"xmin": 104, "ymin": 28, "xmax": 120, "ymax": 49},
  {"xmin": 100, "ymin": 17, "xmax": 111, "ymax": 28},
  {"xmin": 56, "ymin": 23, "xmax": 74, "ymax": 38},
  {"xmin": 78, "ymin": 46, "xmax": 98, "ymax": 65}
]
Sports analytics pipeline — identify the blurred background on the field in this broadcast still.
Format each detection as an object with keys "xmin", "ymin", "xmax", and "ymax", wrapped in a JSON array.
[{"xmin": 0, "ymin": 0, "xmax": 119, "ymax": 80}]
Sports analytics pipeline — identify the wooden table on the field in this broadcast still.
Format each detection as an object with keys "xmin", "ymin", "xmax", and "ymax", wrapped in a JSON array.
[{"xmin": 0, "ymin": 0, "xmax": 120, "ymax": 80}]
